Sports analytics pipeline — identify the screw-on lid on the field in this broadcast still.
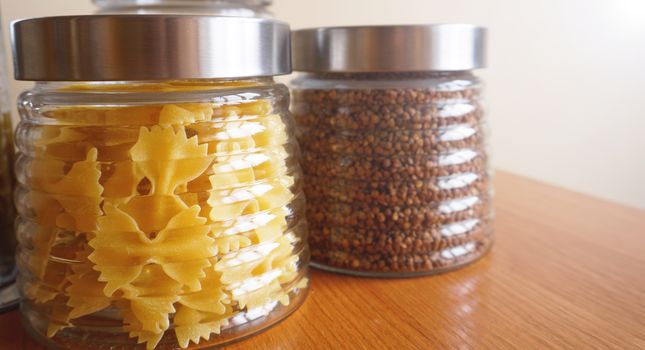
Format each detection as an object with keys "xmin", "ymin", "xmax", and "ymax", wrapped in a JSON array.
[
  {"xmin": 292, "ymin": 24, "xmax": 486, "ymax": 73},
  {"xmin": 12, "ymin": 15, "xmax": 290, "ymax": 81}
]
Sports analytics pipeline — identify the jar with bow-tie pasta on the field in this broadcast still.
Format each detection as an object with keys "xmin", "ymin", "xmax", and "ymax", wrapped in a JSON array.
[
  {"xmin": 291, "ymin": 25, "xmax": 493, "ymax": 276},
  {"xmin": 12, "ymin": 15, "xmax": 308, "ymax": 349}
]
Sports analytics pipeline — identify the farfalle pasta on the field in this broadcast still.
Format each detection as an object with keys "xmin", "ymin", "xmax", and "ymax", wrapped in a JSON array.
[{"xmin": 15, "ymin": 81, "xmax": 309, "ymax": 350}]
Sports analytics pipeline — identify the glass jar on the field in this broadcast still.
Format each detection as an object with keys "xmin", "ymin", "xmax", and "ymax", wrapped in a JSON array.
[
  {"xmin": 94, "ymin": 0, "xmax": 273, "ymax": 17},
  {"xmin": 13, "ymin": 16, "xmax": 308, "ymax": 350},
  {"xmin": 0, "ymin": 6, "xmax": 18, "ymax": 312},
  {"xmin": 291, "ymin": 25, "xmax": 492, "ymax": 277}
]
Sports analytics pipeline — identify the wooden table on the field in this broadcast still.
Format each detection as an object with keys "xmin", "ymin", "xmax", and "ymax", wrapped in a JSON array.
[{"xmin": 2, "ymin": 171, "xmax": 645, "ymax": 349}]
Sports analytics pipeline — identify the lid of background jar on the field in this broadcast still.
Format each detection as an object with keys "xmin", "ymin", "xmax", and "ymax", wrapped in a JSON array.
[
  {"xmin": 11, "ymin": 15, "xmax": 290, "ymax": 81},
  {"xmin": 292, "ymin": 24, "xmax": 486, "ymax": 73},
  {"xmin": 93, "ymin": 0, "xmax": 274, "ymax": 17}
]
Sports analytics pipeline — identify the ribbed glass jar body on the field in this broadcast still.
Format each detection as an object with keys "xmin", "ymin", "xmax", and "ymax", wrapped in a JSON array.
[
  {"xmin": 94, "ymin": 0, "xmax": 273, "ymax": 17},
  {"xmin": 15, "ymin": 79, "xmax": 308, "ymax": 349},
  {"xmin": 291, "ymin": 71, "xmax": 492, "ymax": 277}
]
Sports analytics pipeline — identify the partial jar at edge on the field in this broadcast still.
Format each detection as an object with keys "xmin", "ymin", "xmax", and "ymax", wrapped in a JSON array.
[
  {"xmin": 94, "ymin": 0, "xmax": 274, "ymax": 17},
  {"xmin": 0, "ymin": 7, "xmax": 17, "ymax": 295},
  {"xmin": 13, "ymin": 16, "xmax": 308, "ymax": 350},
  {"xmin": 291, "ymin": 25, "xmax": 493, "ymax": 277}
]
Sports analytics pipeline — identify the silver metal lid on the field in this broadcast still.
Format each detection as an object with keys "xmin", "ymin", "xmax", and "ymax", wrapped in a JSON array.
[
  {"xmin": 292, "ymin": 24, "xmax": 486, "ymax": 73},
  {"xmin": 12, "ymin": 15, "xmax": 290, "ymax": 81}
]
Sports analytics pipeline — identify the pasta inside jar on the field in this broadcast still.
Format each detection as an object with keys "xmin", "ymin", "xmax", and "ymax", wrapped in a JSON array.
[{"xmin": 15, "ymin": 80, "xmax": 309, "ymax": 350}]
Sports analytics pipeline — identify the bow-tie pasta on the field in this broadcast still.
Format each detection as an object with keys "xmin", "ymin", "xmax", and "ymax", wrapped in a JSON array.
[{"xmin": 18, "ymin": 82, "xmax": 308, "ymax": 350}]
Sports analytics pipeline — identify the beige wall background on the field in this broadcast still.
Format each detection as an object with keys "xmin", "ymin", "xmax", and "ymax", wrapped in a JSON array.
[{"xmin": 2, "ymin": 0, "xmax": 645, "ymax": 209}]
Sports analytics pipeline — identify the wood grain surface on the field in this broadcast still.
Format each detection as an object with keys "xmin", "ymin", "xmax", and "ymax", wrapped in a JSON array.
[{"xmin": 2, "ymin": 171, "xmax": 644, "ymax": 349}]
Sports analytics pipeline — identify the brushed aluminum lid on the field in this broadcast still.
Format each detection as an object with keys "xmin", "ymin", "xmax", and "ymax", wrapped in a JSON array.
[
  {"xmin": 12, "ymin": 15, "xmax": 291, "ymax": 81},
  {"xmin": 292, "ymin": 24, "xmax": 486, "ymax": 73}
]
